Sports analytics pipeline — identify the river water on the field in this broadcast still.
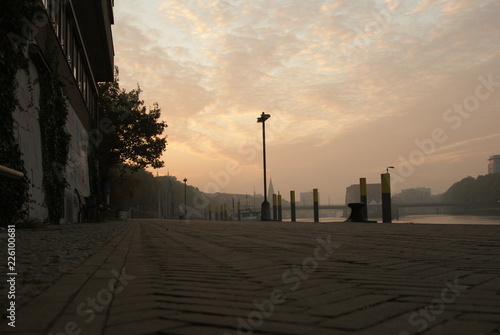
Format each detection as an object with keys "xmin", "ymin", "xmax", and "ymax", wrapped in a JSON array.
[
  {"xmin": 287, "ymin": 212, "xmax": 500, "ymax": 225},
  {"xmin": 396, "ymin": 214, "xmax": 500, "ymax": 225}
]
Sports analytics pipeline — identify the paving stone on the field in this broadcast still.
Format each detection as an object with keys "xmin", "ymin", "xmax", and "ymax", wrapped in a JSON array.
[
  {"xmin": 319, "ymin": 301, "xmax": 422, "ymax": 330},
  {"xmin": 1, "ymin": 219, "xmax": 499, "ymax": 335},
  {"xmin": 422, "ymin": 319, "xmax": 499, "ymax": 335},
  {"xmin": 308, "ymin": 294, "xmax": 397, "ymax": 317}
]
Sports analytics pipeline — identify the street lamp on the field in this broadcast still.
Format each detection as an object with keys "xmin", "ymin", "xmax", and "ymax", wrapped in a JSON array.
[
  {"xmin": 386, "ymin": 166, "xmax": 394, "ymax": 174},
  {"xmin": 183, "ymin": 178, "xmax": 187, "ymax": 218},
  {"xmin": 257, "ymin": 112, "xmax": 271, "ymax": 221}
]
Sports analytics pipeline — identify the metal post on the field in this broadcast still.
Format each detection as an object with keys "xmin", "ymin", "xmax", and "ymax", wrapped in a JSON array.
[
  {"xmin": 238, "ymin": 200, "xmax": 241, "ymax": 221},
  {"xmin": 183, "ymin": 178, "xmax": 187, "ymax": 218},
  {"xmin": 278, "ymin": 193, "xmax": 282, "ymax": 222},
  {"xmin": 171, "ymin": 188, "xmax": 174, "ymax": 219},
  {"xmin": 273, "ymin": 194, "xmax": 278, "ymax": 220},
  {"xmin": 257, "ymin": 112, "xmax": 271, "ymax": 221},
  {"xmin": 313, "ymin": 188, "xmax": 319, "ymax": 222},
  {"xmin": 158, "ymin": 188, "xmax": 161, "ymax": 219},
  {"xmin": 290, "ymin": 190, "xmax": 296, "ymax": 222},
  {"xmin": 360, "ymin": 178, "xmax": 368, "ymax": 219},
  {"xmin": 381, "ymin": 173, "xmax": 392, "ymax": 223}
]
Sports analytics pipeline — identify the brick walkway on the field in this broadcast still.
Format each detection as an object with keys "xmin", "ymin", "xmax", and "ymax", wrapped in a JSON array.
[{"xmin": 1, "ymin": 220, "xmax": 500, "ymax": 335}]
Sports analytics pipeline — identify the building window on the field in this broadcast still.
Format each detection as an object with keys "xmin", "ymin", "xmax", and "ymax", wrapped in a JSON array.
[{"xmin": 45, "ymin": 0, "xmax": 99, "ymax": 120}]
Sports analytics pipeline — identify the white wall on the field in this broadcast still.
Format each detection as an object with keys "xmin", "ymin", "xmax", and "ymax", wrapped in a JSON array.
[
  {"xmin": 13, "ymin": 62, "xmax": 90, "ymax": 224},
  {"xmin": 64, "ymin": 103, "xmax": 90, "ymax": 223},
  {"xmin": 13, "ymin": 64, "xmax": 47, "ymax": 221}
]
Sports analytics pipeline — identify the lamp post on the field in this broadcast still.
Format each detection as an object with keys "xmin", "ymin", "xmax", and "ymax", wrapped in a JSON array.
[
  {"xmin": 257, "ymin": 112, "xmax": 271, "ymax": 221},
  {"xmin": 183, "ymin": 178, "xmax": 187, "ymax": 218}
]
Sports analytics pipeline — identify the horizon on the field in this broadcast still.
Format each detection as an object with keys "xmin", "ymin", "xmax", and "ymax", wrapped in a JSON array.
[{"xmin": 151, "ymin": 171, "xmax": 482, "ymax": 205}]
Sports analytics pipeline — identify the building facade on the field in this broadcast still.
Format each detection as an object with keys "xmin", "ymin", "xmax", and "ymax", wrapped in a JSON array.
[
  {"xmin": 12, "ymin": 0, "xmax": 114, "ymax": 222},
  {"xmin": 300, "ymin": 191, "xmax": 319, "ymax": 206},
  {"xmin": 345, "ymin": 184, "xmax": 381, "ymax": 205},
  {"xmin": 393, "ymin": 187, "xmax": 431, "ymax": 204},
  {"xmin": 488, "ymin": 155, "xmax": 500, "ymax": 174}
]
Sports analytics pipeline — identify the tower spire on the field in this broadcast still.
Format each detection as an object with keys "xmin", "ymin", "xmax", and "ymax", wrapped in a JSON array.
[{"xmin": 268, "ymin": 178, "xmax": 275, "ymax": 202}]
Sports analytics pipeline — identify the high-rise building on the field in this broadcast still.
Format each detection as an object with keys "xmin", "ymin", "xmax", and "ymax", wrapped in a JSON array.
[{"xmin": 488, "ymin": 155, "xmax": 500, "ymax": 174}]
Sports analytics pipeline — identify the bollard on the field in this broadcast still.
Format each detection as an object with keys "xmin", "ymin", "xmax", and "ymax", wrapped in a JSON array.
[
  {"xmin": 237, "ymin": 200, "xmax": 241, "ymax": 221},
  {"xmin": 223, "ymin": 204, "xmax": 227, "ymax": 221},
  {"xmin": 215, "ymin": 206, "xmax": 219, "ymax": 221},
  {"xmin": 277, "ymin": 192, "xmax": 282, "ymax": 222},
  {"xmin": 208, "ymin": 204, "xmax": 212, "ymax": 221},
  {"xmin": 313, "ymin": 188, "xmax": 319, "ymax": 222},
  {"xmin": 290, "ymin": 190, "xmax": 296, "ymax": 222},
  {"xmin": 344, "ymin": 202, "xmax": 376, "ymax": 222},
  {"xmin": 360, "ymin": 178, "xmax": 368, "ymax": 220},
  {"xmin": 381, "ymin": 173, "xmax": 392, "ymax": 223},
  {"xmin": 272, "ymin": 194, "xmax": 277, "ymax": 221}
]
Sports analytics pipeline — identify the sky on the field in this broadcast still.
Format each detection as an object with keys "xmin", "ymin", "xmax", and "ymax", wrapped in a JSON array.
[{"xmin": 112, "ymin": 0, "xmax": 500, "ymax": 203}]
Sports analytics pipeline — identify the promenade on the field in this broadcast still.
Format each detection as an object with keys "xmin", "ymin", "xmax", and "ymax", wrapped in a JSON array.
[{"xmin": 1, "ymin": 219, "xmax": 500, "ymax": 335}]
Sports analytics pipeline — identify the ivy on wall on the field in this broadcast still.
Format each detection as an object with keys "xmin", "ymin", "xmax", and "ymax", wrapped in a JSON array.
[
  {"xmin": 38, "ymin": 39, "xmax": 70, "ymax": 225},
  {"xmin": 1, "ymin": 0, "xmax": 70, "ymax": 225},
  {"xmin": 0, "ymin": 0, "xmax": 37, "ymax": 226}
]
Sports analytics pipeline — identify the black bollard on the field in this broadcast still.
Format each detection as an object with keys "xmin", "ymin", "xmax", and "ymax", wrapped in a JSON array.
[{"xmin": 345, "ymin": 202, "xmax": 376, "ymax": 222}]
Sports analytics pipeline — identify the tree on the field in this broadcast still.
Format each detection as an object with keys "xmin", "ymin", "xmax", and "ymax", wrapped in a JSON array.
[
  {"xmin": 97, "ymin": 68, "xmax": 167, "ymax": 187},
  {"xmin": 443, "ymin": 174, "xmax": 500, "ymax": 207}
]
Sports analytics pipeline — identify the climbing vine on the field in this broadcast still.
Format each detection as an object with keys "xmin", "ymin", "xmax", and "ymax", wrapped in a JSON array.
[
  {"xmin": 0, "ymin": 0, "xmax": 37, "ymax": 226},
  {"xmin": 38, "ymin": 39, "xmax": 70, "ymax": 225},
  {"xmin": 1, "ymin": 0, "xmax": 70, "ymax": 225}
]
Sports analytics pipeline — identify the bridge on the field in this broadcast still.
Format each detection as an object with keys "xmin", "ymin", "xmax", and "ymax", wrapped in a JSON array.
[{"xmin": 280, "ymin": 203, "xmax": 466, "ymax": 210}]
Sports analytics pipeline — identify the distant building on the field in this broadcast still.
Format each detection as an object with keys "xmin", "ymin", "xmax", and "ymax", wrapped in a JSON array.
[
  {"xmin": 300, "ymin": 191, "xmax": 319, "ymax": 206},
  {"xmin": 11, "ymin": 0, "xmax": 114, "ymax": 222},
  {"xmin": 393, "ymin": 187, "xmax": 431, "ymax": 203},
  {"xmin": 345, "ymin": 184, "xmax": 381, "ymax": 205},
  {"xmin": 488, "ymin": 155, "xmax": 500, "ymax": 174}
]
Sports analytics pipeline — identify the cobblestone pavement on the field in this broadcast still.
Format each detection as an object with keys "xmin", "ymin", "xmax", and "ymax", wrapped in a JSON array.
[
  {"xmin": 0, "ymin": 222, "xmax": 128, "ymax": 310},
  {"xmin": 1, "ymin": 219, "xmax": 500, "ymax": 335}
]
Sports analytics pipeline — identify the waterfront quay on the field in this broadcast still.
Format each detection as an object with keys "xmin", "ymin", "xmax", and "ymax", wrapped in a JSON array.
[{"xmin": 1, "ymin": 219, "xmax": 499, "ymax": 335}]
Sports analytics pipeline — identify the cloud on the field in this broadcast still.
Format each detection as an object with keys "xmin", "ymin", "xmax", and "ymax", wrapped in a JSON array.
[{"xmin": 113, "ymin": 0, "xmax": 500, "ymax": 200}]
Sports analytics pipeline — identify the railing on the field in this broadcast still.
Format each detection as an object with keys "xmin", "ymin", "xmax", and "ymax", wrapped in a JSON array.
[{"xmin": 0, "ymin": 165, "xmax": 24, "ymax": 180}]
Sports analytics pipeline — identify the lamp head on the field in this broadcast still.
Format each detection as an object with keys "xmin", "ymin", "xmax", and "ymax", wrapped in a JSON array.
[{"xmin": 257, "ymin": 112, "xmax": 271, "ymax": 123}]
